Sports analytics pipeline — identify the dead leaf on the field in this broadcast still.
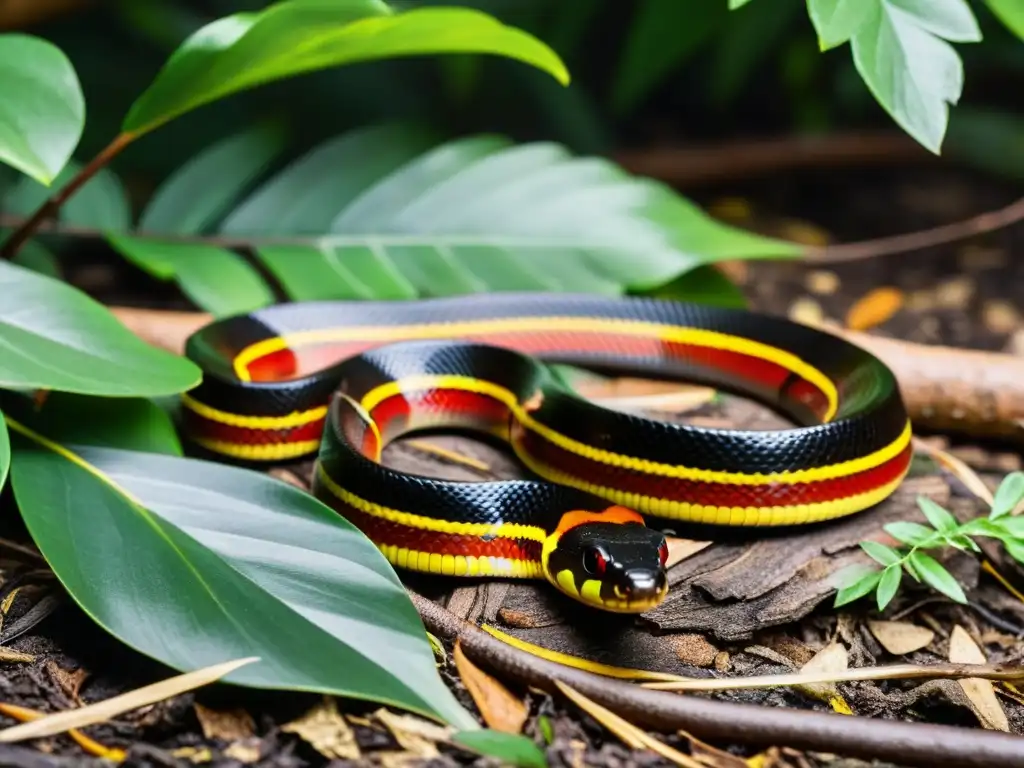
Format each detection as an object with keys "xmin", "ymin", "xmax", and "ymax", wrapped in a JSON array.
[
  {"xmin": 453, "ymin": 640, "xmax": 527, "ymax": 734},
  {"xmin": 374, "ymin": 709, "xmax": 451, "ymax": 759},
  {"xmin": 172, "ymin": 746, "xmax": 214, "ymax": 763},
  {"xmin": 0, "ymin": 656, "xmax": 259, "ymax": 743},
  {"xmin": 555, "ymin": 681, "xmax": 704, "ymax": 768},
  {"xmin": 912, "ymin": 437, "xmax": 994, "ymax": 505},
  {"xmin": 0, "ymin": 648, "xmax": 34, "ymax": 663},
  {"xmin": 868, "ymin": 620, "xmax": 935, "ymax": 655},
  {"xmin": 948, "ymin": 625, "xmax": 1009, "ymax": 731},
  {"xmin": 795, "ymin": 640, "xmax": 852, "ymax": 714},
  {"xmin": 664, "ymin": 537, "xmax": 712, "ymax": 568},
  {"xmin": 670, "ymin": 634, "xmax": 719, "ymax": 668},
  {"xmin": 845, "ymin": 286, "xmax": 904, "ymax": 331},
  {"xmin": 193, "ymin": 703, "xmax": 255, "ymax": 742},
  {"xmin": 223, "ymin": 740, "xmax": 261, "ymax": 763},
  {"xmin": 280, "ymin": 696, "xmax": 359, "ymax": 761}
]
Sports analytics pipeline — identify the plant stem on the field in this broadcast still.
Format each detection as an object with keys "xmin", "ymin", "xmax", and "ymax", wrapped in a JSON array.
[{"xmin": 0, "ymin": 132, "xmax": 135, "ymax": 259}]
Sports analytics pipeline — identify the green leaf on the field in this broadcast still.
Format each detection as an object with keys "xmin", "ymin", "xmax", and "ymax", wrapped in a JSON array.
[
  {"xmin": 4, "ymin": 162, "xmax": 131, "ymax": 230},
  {"xmin": 860, "ymin": 540, "xmax": 902, "ymax": 567},
  {"xmin": 107, "ymin": 236, "xmax": 275, "ymax": 317},
  {"xmin": 883, "ymin": 521, "xmax": 935, "ymax": 546},
  {"xmin": 833, "ymin": 568, "xmax": 882, "ymax": 607},
  {"xmin": 122, "ymin": 1, "xmax": 569, "ymax": 137},
  {"xmin": 139, "ymin": 123, "xmax": 288, "ymax": 234},
  {"xmin": 0, "ymin": 34, "xmax": 85, "ymax": 185},
  {"xmin": 8, "ymin": 237, "xmax": 61, "ymax": 278},
  {"xmin": 991, "ymin": 471, "xmax": 1024, "ymax": 519},
  {"xmin": 0, "ymin": 411, "xmax": 8, "ymax": 490},
  {"xmin": 1, "ymin": 391, "xmax": 181, "ymax": 456},
  {"xmin": 877, "ymin": 563, "xmax": 902, "ymax": 611},
  {"xmin": 223, "ymin": 130, "xmax": 801, "ymax": 299},
  {"xmin": 452, "ymin": 730, "xmax": 548, "ymax": 768},
  {"xmin": 729, "ymin": 0, "xmax": 755, "ymax": 8},
  {"xmin": 644, "ymin": 264, "xmax": 747, "ymax": 308},
  {"xmin": 0, "ymin": 261, "xmax": 200, "ymax": 395},
  {"xmin": 994, "ymin": 516, "xmax": 1024, "ymax": 539},
  {"xmin": 984, "ymin": 0, "xmax": 1024, "ymax": 39},
  {"xmin": 848, "ymin": 0, "xmax": 982, "ymax": 154},
  {"xmin": 1004, "ymin": 538, "xmax": 1024, "ymax": 565},
  {"xmin": 6, "ymin": 425, "xmax": 476, "ymax": 730},
  {"xmin": 610, "ymin": 0, "xmax": 725, "ymax": 114},
  {"xmin": 907, "ymin": 551, "xmax": 967, "ymax": 603},
  {"xmin": 806, "ymin": 0, "xmax": 877, "ymax": 49},
  {"xmin": 917, "ymin": 496, "xmax": 959, "ymax": 532}
]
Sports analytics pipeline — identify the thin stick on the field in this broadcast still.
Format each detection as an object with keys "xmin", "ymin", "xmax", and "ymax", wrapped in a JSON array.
[{"xmin": 0, "ymin": 133, "xmax": 134, "ymax": 259}]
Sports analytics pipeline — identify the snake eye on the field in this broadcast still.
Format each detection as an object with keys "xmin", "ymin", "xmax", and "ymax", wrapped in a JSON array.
[
  {"xmin": 582, "ymin": 546, "xmax": 607, "ymax": 576},
  {"xmin": 658, "ymin": 541, "xmax": 668, "ymax": 567}
]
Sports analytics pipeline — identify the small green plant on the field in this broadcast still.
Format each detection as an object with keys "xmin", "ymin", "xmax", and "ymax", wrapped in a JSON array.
[{"xmin": 835, "ymin": 471, "xmax": 1024, "ymax": 611}]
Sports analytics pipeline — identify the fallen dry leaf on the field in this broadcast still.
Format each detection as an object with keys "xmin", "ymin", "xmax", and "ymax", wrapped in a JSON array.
[
  {"xmin": 0, "ymin": 648, "xmax": 34, "ymax": 664},
  {"xmin": 375, "ymin": 709, "xmax": 451, "ymax": 759},
  {"xmin": 868, "ymin": 620, "xmax": 935, "ymax": 655},
  {"xmin": 664, "ymin": 537, "xmax": 712, "ymax": 568},
  {"xmin": 193, "ymin": 703, "xmax": 256, "ymax": 742},
  {"xmin": 795, "ymin": 640, "xmax": 851, "ymax": 714},
  {"xmin": 280, "ymin": 696, "xmax": 359, "ymax": 761},
  {"xmin": 453, "ymin": 640, "xmax": 527, "ymax": 734},
  {"xmin": 845, "ymin": 286, "xmax": 904, "ymax": 331},
  {"xmin": 45, "ymin": 662, "xmax": 88, "ymax": 705},
  {"xmin": 223, "ymin": 740, "xmax": 261, "ymax": 763},
  {"xmin": 912, "ymin": 437, "xmax": 994, "ymax": 505},
  {"xmin": 948, "ymin": 625, "xmax": 1009, "ymax": 731}
]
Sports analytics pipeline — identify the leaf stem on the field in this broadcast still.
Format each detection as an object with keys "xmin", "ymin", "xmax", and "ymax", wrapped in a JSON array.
[{"xmin": 0, "ymin": 132, "xmax": 136, "ymax": 260}]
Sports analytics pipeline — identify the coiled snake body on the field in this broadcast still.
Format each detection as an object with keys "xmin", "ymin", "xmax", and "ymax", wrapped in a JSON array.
[{"xmin": 181, "ymin": 294, "xmax": 912, "ymax": 613}]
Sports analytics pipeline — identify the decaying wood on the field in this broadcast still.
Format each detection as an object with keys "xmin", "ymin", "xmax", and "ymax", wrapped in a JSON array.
[{"xmin": 109, "ymin": 305, "xmax": 1024, "ymax": 445}]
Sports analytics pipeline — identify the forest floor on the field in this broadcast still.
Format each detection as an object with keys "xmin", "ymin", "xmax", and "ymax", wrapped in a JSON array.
[{"xmin": 0, "ymin": 157, "xmax": 1022, "ymax": 768}]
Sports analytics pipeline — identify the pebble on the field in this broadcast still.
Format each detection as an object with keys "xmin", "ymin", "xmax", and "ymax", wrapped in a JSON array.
[{"xmin": 805, "ymin": 270, "xmax": 839, "ymax": 295}]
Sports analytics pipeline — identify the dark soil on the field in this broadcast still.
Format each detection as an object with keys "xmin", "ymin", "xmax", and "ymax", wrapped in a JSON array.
[{"xmin": 1, "ymin": 159, "xmax": 1023, "ymax": 768}]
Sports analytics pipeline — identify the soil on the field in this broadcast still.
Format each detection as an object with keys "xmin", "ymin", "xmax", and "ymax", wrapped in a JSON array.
[{"xmin": 1, "ymin": 158, "xmax": 1023, "ymax": 768}]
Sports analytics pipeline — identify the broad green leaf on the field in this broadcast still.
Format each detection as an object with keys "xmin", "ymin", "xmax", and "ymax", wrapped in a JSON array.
[
  {"xmin": 807, "ymin": 0, "xmax": 874, "ymax": 49},
  {"xmin": 883, "ymin": 521, "xmax": 934, "ymax": 546},
  {"xmin": 990, "ymin": 471, "xmax": 1024, "ymax": 519},
  {"xmin": 729, "ymin": 0, "xmax": 755, "ymax": 7},
  {"xmin": 1004, "ymin": 538, "xmax": 1024, "ymax": 565},
  {"xmin": 907, "ymin": 551, "xmax": 967, "ymax": 603},
  {"xmin": 0, "ymin": 34, "xmax": 85, "ymax": 185},
  {"xmin": 860, "ymin": 540, "xmax": 902, "ymax": 567},
  {"xmin": 645, "ymin": 264, "xmax": 747, "ymax": 308},
  {"xmin": 122, "ymin": 1, "xmax": 569, "ymax": 137},
  {"xmin": 917, "ymin": 496, "xmax": 959, "ymax": 532},
  {"xmin": 0, "ymin": 411, "xmax": 8, "ymax": 490},
  {"xmin": 610, "ymin": 0, "xmax": 725, "ymax": 114},
  {"xmin": 254, "ymin": 245, "xmax": 417, "ymax": 300},
  {"xmin": 4, "ymin": 162, "xmax": 131, "ymax": 230},
  {"xmin": 994, "ymin": 516, "xmax": 1024, "ymax": 539},
  {"xmin": 1, "ymin": 391, "xmax": 181, "ymax": 456},
  {"xmin": 877, "ymin": 564, "xmax": 902, "ymax": 610},
  {"xmin": 849, "ymin": 0, "xmax": 981, "ymax": 153},
  {"xmin": 833, "ymin": 568, "xmax": 882, "ymax": 607},
  {"xmin": 0, "ymin": 261, "xmax": 200, "ymax": 396},
  {"xmin": 107, "ymin": 236, "xmax": 275, "ymax": 317},
  {"xmin": 7, "ymin": 427, "xmax": 476, "ymax": 730},
  {"xmin": 452, "ymin": 730, "xmax": 548, "ymax": 768},
  {"xmin": 139, "ymin": 123, "xmax": 288, "ymax": 234},
  {"xmin": 985, "ymin": 0, "xmax": 1024, "ymax": 39}
]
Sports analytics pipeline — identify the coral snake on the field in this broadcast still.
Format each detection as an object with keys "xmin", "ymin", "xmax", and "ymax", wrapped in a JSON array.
[{"xmin": 181, "ymin": 293, "xmax": 912, "ymax": 613}]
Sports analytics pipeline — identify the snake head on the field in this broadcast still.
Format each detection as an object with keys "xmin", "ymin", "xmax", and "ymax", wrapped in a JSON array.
[{"xmin": 543, "ymin": 506, "xmax": 669, "ymax": 613}]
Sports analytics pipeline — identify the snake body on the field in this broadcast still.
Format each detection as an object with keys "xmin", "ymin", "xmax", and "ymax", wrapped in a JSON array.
[{"xmin": 181, "ymin": 293, "xmax": 912, "ymax": 613}]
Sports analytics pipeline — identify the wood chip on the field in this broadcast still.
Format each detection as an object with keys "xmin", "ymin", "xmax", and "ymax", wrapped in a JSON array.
[
  {"xmin": 0, "ymin": 648, "xmax": 34, "ymax": 664},
  {"xmin": 453, "ymin": 640, "xmax": 527, "ymax": 734},
  {"xmin": 670, "ymin": 634, "xmax": 718, "ymax": 667},
  {"xmin": 845, "ymin": 286, "xmax": 904, "ymax": 331},
  {"xmin": 193, "ymin": 703, "xmax": 256, "ymax": 742},
  {"xmin": 948, "ymin": 625, "xmax": 1009, "ymax": 731},
  {"xmin": 867, "ymin": 620, "xmax": 935, "ymax": 655},
  {"xmin": 280, "ymin": 696, "xmax": 360, "ymax": 761},
  {"xmin": 805, "ymin": 270, "xmax": 839, "ymax": 295},
  {"xmin": 787, "ymin": 297, "xmax": 825, "ymax": 327}
]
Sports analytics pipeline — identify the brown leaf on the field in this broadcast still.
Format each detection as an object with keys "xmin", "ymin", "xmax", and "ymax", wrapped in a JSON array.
[
  {"xmin": 453, "ymin": 640, "xmax": 527, "ymax": 734},
  {"xmin": 374, "ymin": 709, "xmax": 450, "ymax": 759},
  {"xmin": 280, "ymin": 696, "xmax": 360, "ymax": 761},
  {"xmin": 948, "ymin": 625, "xmax": 1009, "ymax": 731},
  {"xmin": 845, "ymin": 286, "xmax": 904, "ymax": 331},
  {"xmin": 193, "ymin": 703, "xmax": 255, "ymax": 742},
  {"xmin": 223, "ymin": 741, "xmax": 261, "ymax": 764},
  {"xmin": 45, "ymin": 662, "xmax": 88, "ymax": 704},
  {"xmin": 795, "ymin": 640, "xmax": 852, "ymax": 714},
  {"xmin": 867, "ymin": 620, "xmax": 935, "ymax": 655}
]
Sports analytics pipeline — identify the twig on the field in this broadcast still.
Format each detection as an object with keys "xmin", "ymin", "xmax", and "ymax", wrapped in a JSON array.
[
  {"xmin": 806, "ymin": 196, "xmax": 1024, "ymax": 264},
  {"xmin": 613, "ymin": 132, "xmax": 931, "ymax": 185},
  {"xmin": 411, "ymin": 592, "xmax": 1024, "ymax": 768},
  {"xmin": 0, "ymin": 133, "xmax": 134, "ymax": 260}
]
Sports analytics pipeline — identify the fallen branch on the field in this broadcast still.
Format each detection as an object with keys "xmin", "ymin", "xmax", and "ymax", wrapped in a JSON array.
[
  {"xmin": 411, "ymin": 592, "xmax": 1024, "ymax": 768},
  {"xmin": 108, "ymin": 306, "xmax": 1024, "ymax": 445}
]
